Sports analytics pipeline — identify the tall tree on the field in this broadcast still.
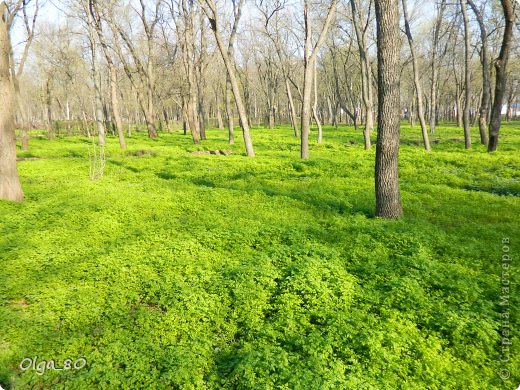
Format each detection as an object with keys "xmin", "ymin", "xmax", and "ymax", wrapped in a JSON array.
[
  {"xmin": 488, "ymin": 0, "xmax": 514, "ymax": 152},
  {"xmin": 467, "ymin": 0, "xmax": 489, "ymax": 145},
  {"xmin": 350, "ymin": 0, "xmax": 373, "ymax": 150},
  {"xmin": 460, "ymin": 0, "xmax": 471, "ymax": 149},
  {"xmin": 300, "ymin": 0, "xmax": 337, "ymax": 159},
  {"xmin": 201, "ymin": 0, "xmax": 255, "ymax": 156},
  {"xmin": 0, "ymin": 0, "xmax": 24, "ymax": 201},
  {"xmin": 89, "ymin": 0, "xmax": 126, "ymax": 149},
  {"xmin": 374, "ymin": 0, "xmax": 402, "ymax": 218},
  {"xmin": 429, "ymin": 0, "xmax": 446, "ymax": 134},
  {"xmin": 401, "ymin": 0, "xmax": 430, "ymax": 152}
]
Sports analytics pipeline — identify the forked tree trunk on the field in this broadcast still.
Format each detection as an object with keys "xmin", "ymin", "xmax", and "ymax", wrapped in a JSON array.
[
  {"xmin": 204, "ymin": 3, "xmax": 254, "ymax": 156},
  {"xmin": 488, "ymin": 0, "xmax": 514, "ymax": 152},
  {"xmin": 0, "ymin": 3, "xmax": 23, "ymax": 202},
  {"xmin": 375, "ymin": 0, "xmax": 402, "ymax": 219}
]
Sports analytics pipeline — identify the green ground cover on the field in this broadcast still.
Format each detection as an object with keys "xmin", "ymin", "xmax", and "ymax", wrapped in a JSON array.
[{"xmin": 1, "ymin": 122, "xmax": 519, "ymax": 389}]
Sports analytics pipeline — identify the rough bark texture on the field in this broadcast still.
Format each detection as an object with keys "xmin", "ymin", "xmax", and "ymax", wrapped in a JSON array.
[
  {"xmin": 488, "ymin": 0, "xmax": 514, "ymax": 152},
  {"xmin": 0, "ymin": 2, "xmax": 24, "ymax": 201},
  {"xmin": 375, "ymin": 0, "xmax": 402, "ymax": 219}
]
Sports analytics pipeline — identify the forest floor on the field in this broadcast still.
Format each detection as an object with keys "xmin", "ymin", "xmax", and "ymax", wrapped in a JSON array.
[{"xmin": 1, "ymin": 122, "xmax": 519, "ymax": 389}]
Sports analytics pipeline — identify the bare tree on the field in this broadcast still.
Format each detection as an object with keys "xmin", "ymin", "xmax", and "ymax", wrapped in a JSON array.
[
  {"xmin": 201, "ymin": 0, "xmax": 255, "ymax": 156},
  {"xmin": 488, "ymin": 0, "xmax": 514, "ymax": 152},
  {"xmin": 0, "ymin": 0, "xmax": 24, "ymax": 201},
  {"xmin": 350, "ymin": 0, "xmax": 373, "ymax": 150},
  {"xmin": 467, "ymin": 0, "xmax": 489, "ymax": 145},
  {"xmin": 300, "ymin": 0, "xmax": 337, "ymax": 159},
  {"xmin": 89, "ymin": 0, "xmax": 126, "ymax": 149},
  {"xmin": 428, "ymin": 0, "xmax": 446, "ymax": 134},
  {"xmin": 401, "ymin": 0, "xmax": 430, "ymax": 152},
  {"xmin": 374, "ymin": 0, "xmax": 402, "ymax": 218},
  {"xmin": 12, "ymin": 0, "xmax": 40, "ymax": 150},
  {"xmin": 460, "ymin": 0, "xmax": 471, "ymax": 149},
  {"xmin": 106, "ymin": 1, "xmax": 161, "ymax": 138}
]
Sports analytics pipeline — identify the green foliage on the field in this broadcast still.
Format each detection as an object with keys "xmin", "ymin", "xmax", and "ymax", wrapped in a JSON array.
[{"xmin": 1, "ymin": 122, "xmax": 519, "ymax": 388}]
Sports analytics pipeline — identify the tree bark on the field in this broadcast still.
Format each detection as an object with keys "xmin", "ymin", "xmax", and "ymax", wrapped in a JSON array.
[
  {"xmin": 429, "ymin": 0, "xmax": 445, "ymax": 134},
  {"xmin": 286, "ymin": 79, "xmax": 299, "ymax": 137},
  {"xmin": 375, "ymin": 0, "xmax": 402, "ymax": 219},
  {"xmin": 488, "ymin": 0, "xmax": 514, "ymax": 152},
  {"xmin": 0, "ymin": 2, "xmax": 23, "ymax": 201},
  {"xmin": 351, "ymin": 0, "xmax": 373, "ymax": 149},
  {"xmin": 300, "ymin": 0, "xmax": 337, "ymax": 159},
  {"xmin": 460, "ymin": 0, "xmax": 471, "ymax": 149},
  {"xmin": 225, "ymin": 78, "xmax": 234, "ymax": 144},
  {"xmin": 313, "ymin": 61, "xmax": 323, "ymax": 144},
  {"xmin": 401, "ymin": 0, "xmax": 430, "ymax": 151},
  {"xmin": 467, "ymin": 0, "xmax": 489, "ymax": 145},
  {"xmin": 90, "ymin": 0, "xmax": 126, "ymax": 149},
  {"xmin": 203, "ymin": 1, "xmax": 254, "ymax": 156}
]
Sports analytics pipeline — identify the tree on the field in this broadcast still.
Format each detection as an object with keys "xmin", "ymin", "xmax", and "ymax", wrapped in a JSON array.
[
  {"xmin": 90, "ymin": 0, "xmax": 126, "ymax": 149},
  {"xmin": 13, "ymin": 0, "xmax": 40, "ymax": 150},
  {"xmin": 401, "ymin": 0, "xmax": 430, "ymax": 152},
  {"xmin": 350, "ymin": 0, "xmax": 374, "ymax": 150},
  {"xmin": 374, "ymin": 0, "xmax": 402, "ymax": 218},
  {"xmin": 0, "ymin": 0, "xmax": 24, "ymax": 201},
  {"xmin": 300, "ymin": 0, "xmax": 337, "ymax": 159},
  {"xmin": 488, "ymin": 0, "xmax": 514, "ymax": 152},
  {"xmin": 467, "ymin": 0, "xmax": 489, "ymax": 145},
  {"xmin": 459, "ymin": 0, "xmax": 471, "ymax": 149},
  {"xmin": 105, "ymin": 1, "xmax": 161, "ymax": 139},
  {"xmin": 428, "ymin": 0, "xmax": 446, "ymax": 134},
  {"xmin": 201, "ymin": 0, "xmax": 255, "ymax": 157}
]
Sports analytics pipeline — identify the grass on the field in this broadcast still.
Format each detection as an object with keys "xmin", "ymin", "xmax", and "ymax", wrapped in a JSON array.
[{"xmin": 1, "ymin": 122, "xmax": 519, "ymax": 389}]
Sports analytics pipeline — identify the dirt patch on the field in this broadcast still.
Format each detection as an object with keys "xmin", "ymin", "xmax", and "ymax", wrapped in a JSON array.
[
  {"xmin": 191, "ymin": 150, "xmax": 233, "ymax": 156},
  {"xmin": 131, "ymin": 150, "xmax": 157, "ymax": 156},
  {"xmin": 10, "ymin": 299, "xmax": 29, "ymax": 308}
]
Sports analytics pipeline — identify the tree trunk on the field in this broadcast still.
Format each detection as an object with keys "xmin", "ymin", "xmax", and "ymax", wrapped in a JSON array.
[
  {"xmin": 300, "ymin": 0, "xmax": 337, "ymax": 159},
  {"xmin": 401, "ymin": 0, "xmax": 430, "ymax": 151},
  {"xmin": 313, "ymin": 61, "xmax": 323, "ymax": 144},
  {"xmin": 460, "ymin": 0, "xmax": 471, "ymax": 149},
  {"xmin": 488, "ymin": 0, "xmax": 514, "ymax": 152},
  {"xmin": 375, "ymin": 0, "xmax": 402, "ymax": 219},
  {"xmin": 351, "ymin": 0, "xmax": 373, "ymax": 149},
  {"xmin": 469, "ymin": 0, "xmax": 490, "ymax": 145},
  {"xmin": 429, "ymin": 0, "xmax": 445, "ymax": 134},
  {"xmin": 207, "ymin": 12, "xmax": 254, "ymax": 156},
  {"xmin": 286, "ymin": 79, "xmax": 299, "ymax": 137},
  {"xmin": 216, "ymin": 89, "xmax": 224, "ymax": 129},
  {"xmin": 0, "ymin": 3, "xmax": 23, "ymax": 202},
  {"xmin": 225, "ymin": 78, "xmax": 234, "ymax": 144}
]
